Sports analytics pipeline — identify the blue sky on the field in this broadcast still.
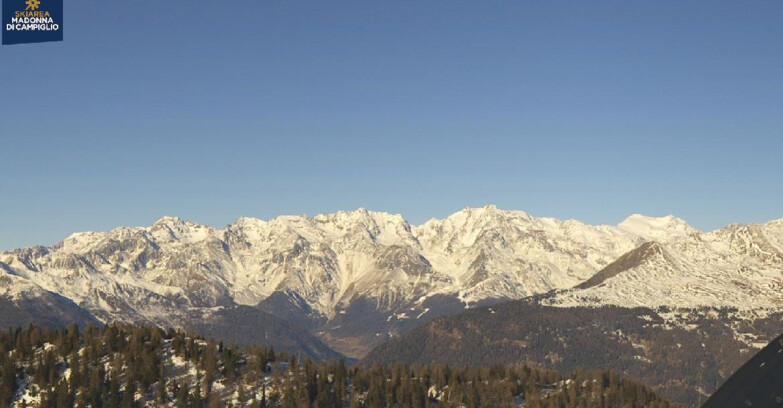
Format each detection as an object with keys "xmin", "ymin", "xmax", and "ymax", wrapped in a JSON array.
[{"xmin": 1, "ymin": 1, "xmax": 782, "ymax": 250}]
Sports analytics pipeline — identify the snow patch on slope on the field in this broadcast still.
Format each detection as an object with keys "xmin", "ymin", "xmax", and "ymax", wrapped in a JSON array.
[{"xmin": 618, "ymin": 214, "xmax": 698, "ymax": 241}]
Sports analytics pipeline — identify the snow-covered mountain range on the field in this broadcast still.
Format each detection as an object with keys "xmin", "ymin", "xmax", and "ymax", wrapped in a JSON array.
[
  {"xmin": 547, "ymin": 216, "xmax": 783, "ymax": 311},
  {"xmin": 1, "ymin": 205, "xmax": 782, "ymax": 357}
]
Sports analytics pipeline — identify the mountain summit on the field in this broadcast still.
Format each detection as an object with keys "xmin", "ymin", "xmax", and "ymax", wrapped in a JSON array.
[
  {"xmin": 617, "ymin": 214, "xmax": 698, "ymax": 240},
  {"xmin": 1, "ymin": 206, "xmax": 781, "ymax": 358}
]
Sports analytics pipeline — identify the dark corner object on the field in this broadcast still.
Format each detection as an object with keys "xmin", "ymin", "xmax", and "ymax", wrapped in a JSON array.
[{"xmin": 702, "ymin": 332, "xmax": 783, "ymax": 408}]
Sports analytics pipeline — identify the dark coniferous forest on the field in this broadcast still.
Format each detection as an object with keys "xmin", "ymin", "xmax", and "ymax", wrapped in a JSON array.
[{"xmin": 0, "ymin": 324, "xmax": 681, "ymax": 407}]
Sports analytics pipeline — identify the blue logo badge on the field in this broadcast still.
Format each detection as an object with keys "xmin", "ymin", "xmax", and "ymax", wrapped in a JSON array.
[{"xmin": 3, "ymin": 0, "xmax": 62, "ymax": 45}]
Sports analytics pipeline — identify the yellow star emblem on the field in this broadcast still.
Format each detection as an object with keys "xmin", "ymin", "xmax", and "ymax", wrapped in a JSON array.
[{"xmin": 25, "ymin": 0, "xmax": 41, "ymax": 11}]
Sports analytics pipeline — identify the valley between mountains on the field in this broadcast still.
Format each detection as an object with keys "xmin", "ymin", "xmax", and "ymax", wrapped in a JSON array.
[{"xmin": 2, "ymin": 205, "xmax": 782, "ymax": 405}]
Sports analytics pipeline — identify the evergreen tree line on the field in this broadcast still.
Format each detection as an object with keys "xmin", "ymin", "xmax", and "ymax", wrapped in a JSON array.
[{"xmin": 0, "ymin": 324, "xmax": 682, "ymax": 407}]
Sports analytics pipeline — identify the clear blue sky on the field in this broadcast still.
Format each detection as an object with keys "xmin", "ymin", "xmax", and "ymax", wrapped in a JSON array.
[{"xmin": 1, "ymin": 1, "xmax": 782, "ymax": 250}]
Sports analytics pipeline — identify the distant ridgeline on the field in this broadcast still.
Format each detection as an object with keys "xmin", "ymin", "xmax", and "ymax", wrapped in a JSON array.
[
  {"xmin": 0, "ymin": 324, "xmax": 681, "ymax": 408},
  {"xmin": 3, "ymin": 208, "xmax": 783, "ymax": 406}
]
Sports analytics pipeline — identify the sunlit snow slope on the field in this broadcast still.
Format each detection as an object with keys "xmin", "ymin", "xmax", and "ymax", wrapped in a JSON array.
[{"xmin": 1, "ymin": 206, "xmax": 781, "ymax": 356}]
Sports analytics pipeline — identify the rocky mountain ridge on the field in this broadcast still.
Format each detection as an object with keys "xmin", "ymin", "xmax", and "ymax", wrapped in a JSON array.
[{"xmin": 1, "ymin": 206, "xmax": 782, "ymax": 357}]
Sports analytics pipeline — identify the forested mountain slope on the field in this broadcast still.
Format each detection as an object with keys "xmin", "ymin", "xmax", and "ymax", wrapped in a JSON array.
[
  {"xmin": 362, "ymin": 301, "xmax": 783, "ymax": 406},
  {"xmin": 0, "ymin": 324, "xmax": 680, "ymax": 408}
]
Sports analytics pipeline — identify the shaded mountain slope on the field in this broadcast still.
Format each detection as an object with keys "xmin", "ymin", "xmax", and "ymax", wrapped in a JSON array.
[
  {"xmin": 702, "ymin": 332, "xmax": 783, "ymax": 408},
  {"xmin": 576, "ymin": 241, "xmax": 668, "ymax": 289},
  {"xmin": 185, "ymin": 304, "xmax": 343, "ymax": 360},
  {"xmin": 0, "ymin": 292, "xmax": 98, "ymax": 329},
  {"xmin": 362, "ymin": 301, "xmax": 783, "ymax": 406}
]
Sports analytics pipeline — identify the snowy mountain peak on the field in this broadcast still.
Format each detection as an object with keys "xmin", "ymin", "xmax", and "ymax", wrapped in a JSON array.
[
  {"xmin": 766, "ymin": 217, "xmax": 783, "ymax": 227},
  {"xmin": 444, "ymin": 205, "xmax": 534, "ymax": 227},
  {"xmin": 314, "ymin": 208, "xmax": 404, "ymax": 224},
  {"xmin": 153, "ymin": 215, "xmax": 182, "ymax": 225},
  {"xmin": 61, "ymin": 231, "xmax": 106, "ymax": 252},
  {"xmin": 149, "ymin": 216, "xmax": 213, "ymax": 244},
  {"xmin": 233, "ymin": 216, "xmax": 266, "ymax": 227},
  {"xmin": 465, "ymin": 204, "xmax": 521, "ymax": 216},
  {"xmin": 617, "ymin": 214, "xmax": 698, "ymax": 241},
  {"xmin": 3, "ymin": 206, "xmax": 782, "ymax": 357}
]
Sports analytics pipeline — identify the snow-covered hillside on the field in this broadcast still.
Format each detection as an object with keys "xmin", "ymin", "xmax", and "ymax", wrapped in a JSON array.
[
  {"xmin": 1, "ymin": 206, "xmax": 781, "ymax": 356},
  {"xmin": 0, "ymin": 206, "xmax": 640, "ymax": 322},
  {"xmin": 546, "ymin": 218, "xmax": 783, "ymax": 311}
]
